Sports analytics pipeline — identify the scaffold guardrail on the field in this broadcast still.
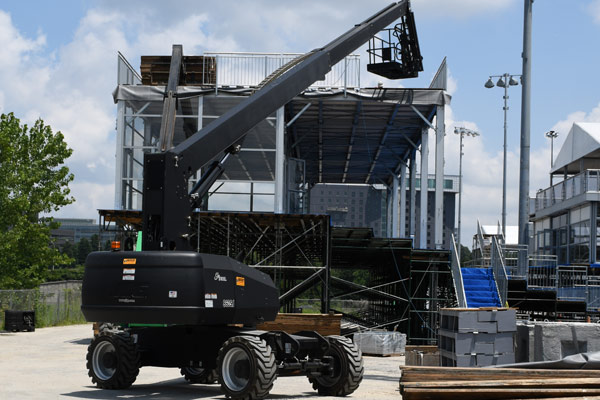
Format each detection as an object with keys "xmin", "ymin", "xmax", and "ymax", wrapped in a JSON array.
[{"xmin": 204, "ymin": 52, "xmax": 361, "ymax": 89}]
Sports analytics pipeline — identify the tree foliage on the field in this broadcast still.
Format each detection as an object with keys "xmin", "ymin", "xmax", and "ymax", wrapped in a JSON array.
[
  {"xmin": 0, "ymin": 113, "xmax": 74, "ymax": 289},
  {"xmin": 76, "ymin": 237, "xmax": 92, "ymax": 265},
  {"xmin": 60, "ymin": 240, "xmax": 77, "ymax": 265},
  {"xmin": 460, "ymin": 245, "xmax": 473, "ymax": 265}
]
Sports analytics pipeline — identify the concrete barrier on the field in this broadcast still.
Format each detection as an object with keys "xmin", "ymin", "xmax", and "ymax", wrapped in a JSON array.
[{"xmin": 516, "ymin": 321, "xmax": 600, "ymax": 362}]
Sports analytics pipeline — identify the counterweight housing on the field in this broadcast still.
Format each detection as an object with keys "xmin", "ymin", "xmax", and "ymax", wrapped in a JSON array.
[{"xmin": 81, "ymin": 251, "xmax": 279, "ymax": 326}]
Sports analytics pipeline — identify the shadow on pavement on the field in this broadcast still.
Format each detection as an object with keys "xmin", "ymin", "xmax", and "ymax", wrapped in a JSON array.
[
  {"xmin": 64, "ymin": 381, "xmax": 321, "ymax": 400},
  {"xmin": 62, "ymin": 379, "xmax": 221, "ymax": 399},
  {"xmin": 363, "ymin": 373, "xmax": 400, "ymax": 382},
  {"xmin": 67, "ymin": 338, "xmax": 92, "ymax": 345},
  {"xmin": 268, "ymin": 392, "xmax": 319, "ymax": 399}
]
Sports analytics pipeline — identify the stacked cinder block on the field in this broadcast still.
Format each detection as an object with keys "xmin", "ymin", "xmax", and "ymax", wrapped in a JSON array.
[
  {"xmin": 353, "ymin": 331, "xmax": 406, "ymax": 356},
  {"xmin": 438, "ymin": 308, "xmax": 516, "ymax": 367}
]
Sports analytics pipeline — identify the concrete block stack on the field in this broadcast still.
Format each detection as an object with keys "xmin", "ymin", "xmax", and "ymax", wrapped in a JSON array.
[
  {"xmin": 438, "ymin": 308, "xmax": 516, "ymax": 367},
  {"xmin": 353, "ymin": 331, "xmax": 406, "ymax": 356},
  {"xmin": 516, "ymin": 320, "xmax": 600, "ymax": 362}
]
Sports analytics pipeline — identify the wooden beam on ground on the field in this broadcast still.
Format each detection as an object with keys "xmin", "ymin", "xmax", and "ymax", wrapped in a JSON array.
[
  {"xmin": 401, "ymin": 388, "xmax": 600, "ymax": 400},
  {"xmin": 399, "ymin": 366, "xmax": 600, "ymax": 382},
  {"xmin": 257, "ymin": 313, "xmax": 341, "ymax": 336},
  {"xmin": 403, "ymin": 378, "xmax": 600, "ymax": 389},
  {"xmin": 511, "ymin": 397, "xmax": 600, "ymax": 400},
  {"xmin": 400, "ymin": 366, "xmax": 600, "ymax": 400}
]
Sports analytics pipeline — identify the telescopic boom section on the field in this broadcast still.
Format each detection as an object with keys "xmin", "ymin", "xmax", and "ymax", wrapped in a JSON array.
[{"xmin": 142, "ymin": 1, "xmax": 416, "ymax": 251}]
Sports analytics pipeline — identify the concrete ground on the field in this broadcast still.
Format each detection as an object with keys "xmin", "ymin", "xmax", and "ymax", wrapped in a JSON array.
[{"xmin": 0, "ymin": 324, "xmax": 403, "ymax": 399}]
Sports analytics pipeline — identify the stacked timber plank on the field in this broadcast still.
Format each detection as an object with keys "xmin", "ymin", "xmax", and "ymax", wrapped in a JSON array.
[
  {"xmin": 399, "ymin": 366, "xmax": 600, "ymax": 400},
  {"xmin": 257, "ymin": 313, "xmax": 341, "ymax": 336},
  {"xmin": 140, "ymin": 55, "xmax": 216, "ymax": 86}
]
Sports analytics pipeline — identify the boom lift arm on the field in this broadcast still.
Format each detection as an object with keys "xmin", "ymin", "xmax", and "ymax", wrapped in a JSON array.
[{"xmin": 142, "ymin": 1, "xmax": 423, "ymax": 251}]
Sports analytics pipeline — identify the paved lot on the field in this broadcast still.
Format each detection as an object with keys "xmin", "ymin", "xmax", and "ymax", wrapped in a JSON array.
[{"xmin": 0, "ymin": 324, "xmax": 403, "ymax": 399}]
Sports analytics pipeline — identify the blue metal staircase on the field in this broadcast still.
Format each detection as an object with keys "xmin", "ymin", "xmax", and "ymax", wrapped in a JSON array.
[{"xmin": 461, "ymin": 268, "xmax": 501, "ymax": 308}]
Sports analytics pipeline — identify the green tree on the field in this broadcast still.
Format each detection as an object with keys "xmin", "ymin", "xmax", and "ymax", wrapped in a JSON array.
[
  {"xmin": 60, "ymin": 240, "xmax": 76, "ymax": 262},
  {"xmin": 90, "ymin": 234, "xmax": 99, "ymax": 252},
  {"xmin": 0, "ymin": 113, "xmax": 74, "ymax": 288},
  {"xmin": 76, "ymin": 237, "xmax": 92, "ymax": 265},
  {"xmin": 460, "ymin": 245, "xmax": 473, "ymax": 266}
]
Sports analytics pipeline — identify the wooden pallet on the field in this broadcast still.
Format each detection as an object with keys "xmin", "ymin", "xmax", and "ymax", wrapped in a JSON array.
[
  {"xmin": 140, "ymin": 55, "xmax": 216, "ymax": 86},
  {"xmin": 400, "ymin": 366, "xmax": 600, "ymax": 400},
  {"xmin": 257, "ymin": 313, "xmax": 341, "ymax": 336}
]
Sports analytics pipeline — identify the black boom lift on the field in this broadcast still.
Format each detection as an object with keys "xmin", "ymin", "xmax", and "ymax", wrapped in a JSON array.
[{"xmin": 81, "ymin": 2, "xmax": 423, "ymax": 399}]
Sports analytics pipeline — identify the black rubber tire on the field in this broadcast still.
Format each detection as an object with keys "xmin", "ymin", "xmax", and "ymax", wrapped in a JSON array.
[
  {"xmin": 180, "ymin": 367, "xmax": 218, "ymax": 384},
  {"xmin": 86, "ymin": 333, "xmax": 140, "ymax": 389},
  {"xmin": 308, "ymin": 335, "xmax": 364, "ymax": 396},
  {"xmin": 217, "ymin": 336, "xmax": 277, "ymax": 400}
]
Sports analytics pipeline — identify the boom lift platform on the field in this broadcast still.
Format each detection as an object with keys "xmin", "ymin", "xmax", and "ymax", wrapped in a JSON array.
[{"xmin": 81, "ymin": 2, "xmax": 423, "ymax": 399}]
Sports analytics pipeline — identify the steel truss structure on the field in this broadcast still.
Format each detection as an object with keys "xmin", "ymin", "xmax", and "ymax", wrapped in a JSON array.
[{"xmin": 98, "ymin": 209, "xmax": 454, "ymax": 342}]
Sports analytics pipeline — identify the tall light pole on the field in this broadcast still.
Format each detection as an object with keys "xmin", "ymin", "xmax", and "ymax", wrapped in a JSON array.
[
  {"xmin": 519, "ymin": 0, "xmax": 534, "ymax": 266},
  {"xmin": 485, "ymin": 73, "xmax": 520, "ymax": 239},
  {"xmin": 454, "ymin": 127, "xmax": 480, "ymax": 261},
  {"xmin": 545, "ymin": 130, "xmax": 558, "ymax": 186}
]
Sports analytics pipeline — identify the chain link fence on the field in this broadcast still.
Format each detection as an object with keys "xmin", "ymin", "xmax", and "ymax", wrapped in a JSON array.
[{"xmin": 0, "ymin": 281, "xmax": 85, "ymax": 329}]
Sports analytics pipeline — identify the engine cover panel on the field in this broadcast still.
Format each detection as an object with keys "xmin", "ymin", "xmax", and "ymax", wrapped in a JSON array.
[{"xmin": 81, "ymin": 251, "xmax": 279, "ymax": 325}]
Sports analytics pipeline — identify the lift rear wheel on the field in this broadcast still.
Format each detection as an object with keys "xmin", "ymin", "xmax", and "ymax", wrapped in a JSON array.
[
  {"xmin": 217, "ymin": 336, "xmax": 277, "ymax": 400},
  {"xmin": 308, "ymin": 335, "xmax": 364, "ymax": 396},
  {"xmin": 180, "ymin": 367, "xmax": 218, "ymax": 384},
  {"xmin": 86, "ymin": 333, "xmax": 140, "ymax": 389}
]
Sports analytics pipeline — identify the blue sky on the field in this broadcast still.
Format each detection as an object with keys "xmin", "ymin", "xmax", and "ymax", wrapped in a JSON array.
[{"xmin": 1, "ymin": 0, "xmax": 600, "ymax": 246}]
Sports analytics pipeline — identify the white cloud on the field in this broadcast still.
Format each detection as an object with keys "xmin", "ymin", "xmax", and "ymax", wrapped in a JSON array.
[
  {"xmin": 53, "ymin": 182, "xmax": 114, "ymax": 219},
  {"xmin": 0, "ymin": 9, "xmax": 121, "ymax": 218},
  {"xmin": 412, "ymin": 0, "xmax": 516, "ymax": 19},
  {"xmin": 549, "ymin": 102, "xmax": 600, "ymax": 149},
  {"xmin": 0, "ymin": 11, "xmax": 49, "ymax": 114},
  {"xmin": 446, "ymin": 72, "xmax": 458, "ymax": 97},
  {"xmin": 0, "ymin": 0, "xmax": 559, "ymax": 235},
  {"xmin": 588, "ymin": 0, "xmax": 600, "ymax": 24},
  {"xmin": 450, "ymin": 101, "xmax": 600, "ymax": 247},
  {"xmin": 132, "ymin": 14, "xmax": 239, "ymax": 56}
]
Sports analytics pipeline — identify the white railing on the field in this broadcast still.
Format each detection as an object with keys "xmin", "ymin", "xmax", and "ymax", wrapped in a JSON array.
[
  {"xmin": 527, "ymin": 254, "xmax": 557, "ymax": 288},
  {"xmin": 502, "ymin": 244, "xmax": 528, "ymax": 279},
  {"xmin": 535, "ymin": 169, "xmax": 600, "ymax": 211},
  {"xmin": 556, "ymin": 265, "xmax": 588, "ymax": 301},
  {"xmin": 204, "ymin": 52, "xmax": 361, "ymax": 89},
  {"xmin": 491, "ymin": 236, "xmax": 508, "ymax": 306},
  {"xmin": 450, "ymin": 234, "xmax": 467, "ymax": 308},
  {"xmin": 472, "ymin": 219, "xmax": 491, "ymax": 267},
  {"xmin": 587, "ymin": 279, "xmax": 600, "ymax": 311},
  {"xmin": 527, "ymin": 264, "xmax": 556, "ymax": 290},
  {"xmin": 497, "ymin": 220, "xmax": 505, "ymax": 244}
]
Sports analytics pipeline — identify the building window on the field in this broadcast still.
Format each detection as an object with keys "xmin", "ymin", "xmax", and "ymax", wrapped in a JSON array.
[{"xmin": 570, "ymin": 220, "xmax": 590, "ymax": 263}]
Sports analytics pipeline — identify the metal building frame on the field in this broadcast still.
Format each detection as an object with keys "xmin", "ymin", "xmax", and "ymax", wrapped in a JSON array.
[{"xmin": 113, "ymin": 53, "xmax": 450, "ymax": 249}]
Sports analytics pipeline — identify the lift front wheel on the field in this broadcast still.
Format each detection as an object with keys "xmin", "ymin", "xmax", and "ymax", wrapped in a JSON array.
[
  {"xmin": 308, "ymin": 335, "xmax": 364, "ymax": 396},
  {"xmin": 86, "ymin": 333, "xmax": 140, "ymax": 389},
  {"xmin": 217, "ymin": 336, "xmax": 277, "ymax": 400}
]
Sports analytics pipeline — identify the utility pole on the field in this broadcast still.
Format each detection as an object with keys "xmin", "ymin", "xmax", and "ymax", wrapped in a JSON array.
[{"xmin": 518, "ymin": 0, "xmax": 534, "ymax": 272}]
